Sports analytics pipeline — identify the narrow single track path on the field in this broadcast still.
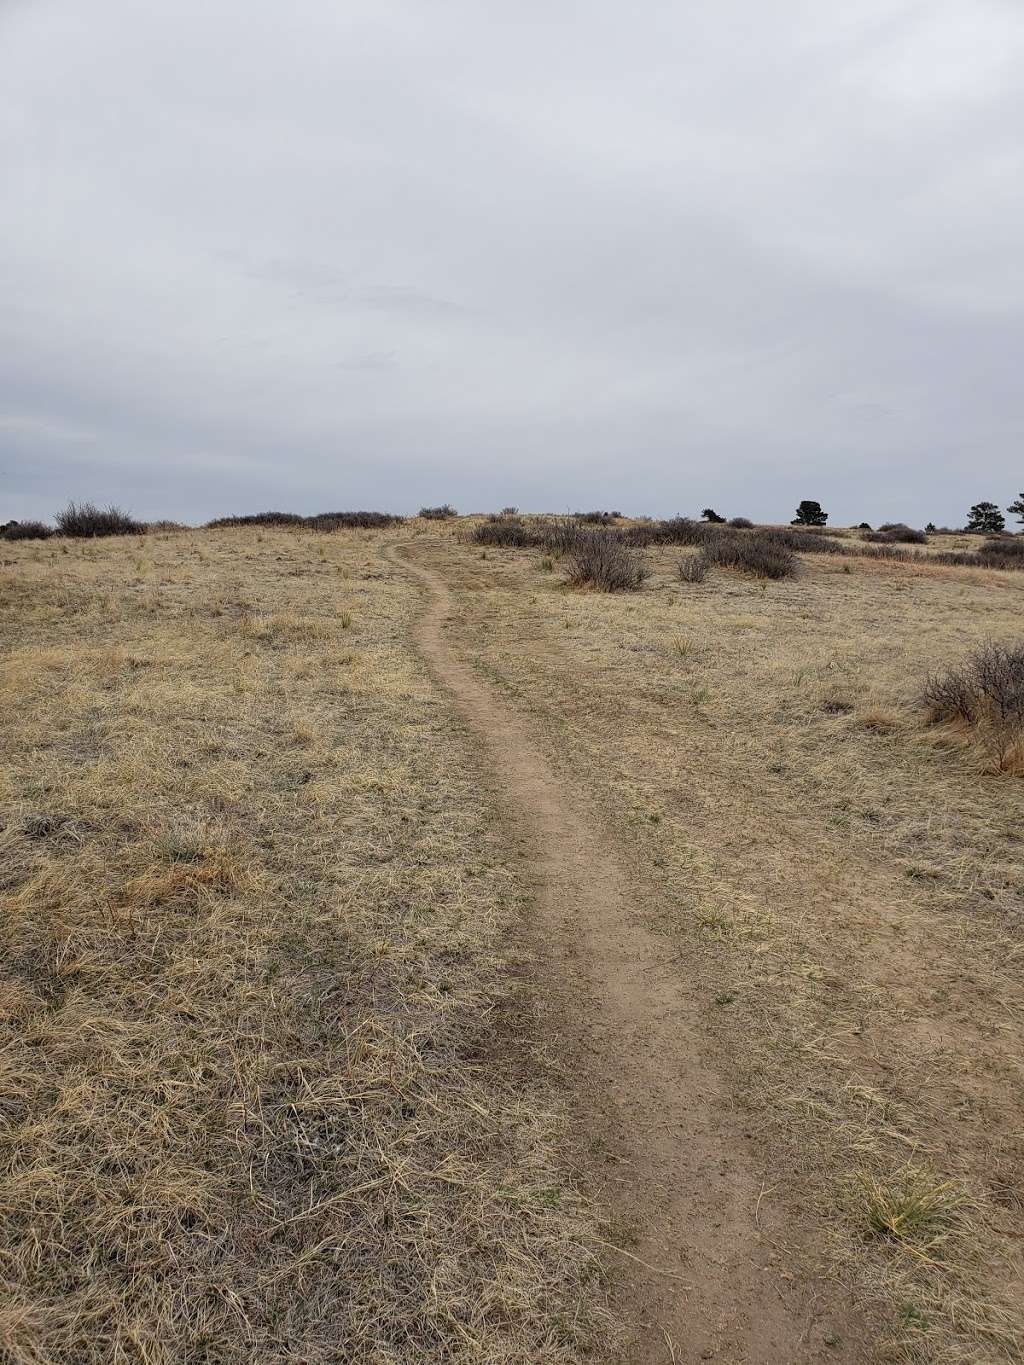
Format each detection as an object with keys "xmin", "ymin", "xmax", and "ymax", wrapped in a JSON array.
[{"xmin": 389, "ymin": 540, "xmax": 868, "ymax": 1364}]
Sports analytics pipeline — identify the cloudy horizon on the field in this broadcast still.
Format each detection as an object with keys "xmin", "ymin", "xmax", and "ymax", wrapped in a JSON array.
[{"xmin": 3, "ymin": 0, "xmax": 1023, "ymax": 528}]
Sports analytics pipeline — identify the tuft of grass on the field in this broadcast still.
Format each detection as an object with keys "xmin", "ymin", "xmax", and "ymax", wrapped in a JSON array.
[{"xmin": 855, "ymin": 1164, "xmax": 967, "ymax": 1259}]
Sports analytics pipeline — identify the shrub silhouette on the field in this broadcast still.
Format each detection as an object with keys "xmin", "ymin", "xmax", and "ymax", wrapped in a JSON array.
[
  {"xmin": 56, "ymin": 503, "xmax": 145, "ymax": 537},
  {"xmin": 728, "ymin": 516, "xmax": 754, "ymax": 529},
  {"xmin": 207, "ymin": 511, "xmax": 305, "ymax": 528},
  {"xmin": 1, "ymin": 520, "xmax": 53, "ymax": 540},
  {"xmin": 207, "ymin": 511, "xmax": 402, "ymax": 530},
  {"xmin": 419, "ymin": 505, "xmax": 457, "ymax": 520},
  {"xmin": 865, "ymin": 524, "xmax": 928, "ymax": 544}
]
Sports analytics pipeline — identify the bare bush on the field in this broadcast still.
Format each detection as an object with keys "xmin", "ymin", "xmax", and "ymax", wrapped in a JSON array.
[
  {"xmin": 207, "ymin": 511, "xmax": 305, "ymax": 528},
  {"xmin": 419, "ymin": 504, "xmax": 457, "ymax": 520},
  {"xmin": 924, "ymin": 641, "xmax": 1024, "ymax": 770},
  {"xmin": 1, "ymin": 520, "xmax": 53, "ymax": 540},
  {"xmin": 728, "ymin": 516, "xmax": 754, "ymax": 529},
  {"xmin": 56, "ymin": 502, "xmax": 146, "ymax": 537},
  {"xmin": 307, "ymin": 511, "xmax": 403, "ymax": 530},
  {"xmin": 563, "ymin": 528, "xmax": 648, "ymax": 591},
  {"xmin": 208, "ymin": 511, "xmax": 402, "ymax": 530},
  {"xmin": 472, "ymin": 518, "xmax": 533, "ymax": 547},
  {"xmin": 704, "ymin": 532, "xmax": 797, "ymax": 579},
  {"xmin": 678, "ymin": 553, "xmax": 709, "ymax": 583},
  {"xmin": 866, "ymin": 524, "xmax": 928, "ymax": 544}
]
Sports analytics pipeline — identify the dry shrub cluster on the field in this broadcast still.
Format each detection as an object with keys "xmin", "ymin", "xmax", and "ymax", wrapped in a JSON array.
[
  {"xmin": 924, "ymin": 640, "xmax": 1024, "ymax": 770},
  {"xmin": 677, "ymin": 553, "xmax": 709, "ymax": 583},
  {"xmin": 0, "ymin": 521, "xmax": 53, "ymax": 541},
  {"xmin": 206, "ymin": 511, "xmax": 403, "ymax": 531},
  {"xmin": 704, "ymin": 533, "xmax": 797, "ymax": 579},
  {"xmin": 562, "ymin": 527, "xmax": 648, "ymax": 592},
  {"xmin": 55, "ymin": 502, "xmax": 145, "ymax": 537},
  {"xmin": 418, "ymin": 505, "xmax": 457, "ymax": 520},
  {"xmin": 0, "ymin": 530, "xmax": 604, "ymax": 1363},
  {"xmin": 864, "ymin": 523, "xmax": 929, "ymax": 544},
  {"xmin": 472, "ymin": 519, "xmax": 646, "ymax": 590}
]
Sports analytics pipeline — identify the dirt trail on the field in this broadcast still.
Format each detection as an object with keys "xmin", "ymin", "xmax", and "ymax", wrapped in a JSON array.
[{"xmin": 390, "ymin": 541, "xmax": 868, "ymax": 1364}]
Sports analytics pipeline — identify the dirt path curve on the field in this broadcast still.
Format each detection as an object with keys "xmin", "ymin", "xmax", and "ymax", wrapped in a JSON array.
[{"xmin": 389, "ymin": 541, "xmax": 868, "ymax": 1365}]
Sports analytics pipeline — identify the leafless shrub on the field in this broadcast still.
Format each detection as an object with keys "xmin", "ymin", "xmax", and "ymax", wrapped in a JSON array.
[
  {"xmin": 56, "ymin": 502, "xmax": 146, "ymax": 537},
  {"xmin": 678, "ymin": 553, "xmax": 709, "ymax": 583},
  {"xmin": 207, "ymin": 511, "xmax": 306, "ymax": 527},
  {"xmin": 563, "ymin": 527, "xmax": 648, "ymax": 591},
  {"xmin": 305, "ymin": 511, "xmax": 404, "ymax": 530},
  {"xmin": 419, "ymin": 504, "xmax": 457, "ymax": 519},
  {"xmin": 728, "ymin": 516, "xmax": 754, "ymax": 529},
  {"xmin": 703, "ymin": 533, "xmax": 797, "ymax": 579},
  {"xmin": 866, "ymin": 524, "xmax": 928, "ymax": 544},
  {"xmin": 1, "ymin": 520, "xmax": 53, "ymax": 541},
  {"xmin": 472, "ymin": 518, "xmax": 533, "ymax": 547},
  {"xmin": 208, "ymin": 511, "xmax": 402, "ymax": 530},
  {"xmin": 924, "ymin": 642, "xmax": 1024, "ymax": 770}
]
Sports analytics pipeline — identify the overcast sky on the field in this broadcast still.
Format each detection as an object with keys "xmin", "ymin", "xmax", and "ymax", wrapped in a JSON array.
[{"xmin": 2, "ymin": 1, "xmax": 1023, "ymax": 526}]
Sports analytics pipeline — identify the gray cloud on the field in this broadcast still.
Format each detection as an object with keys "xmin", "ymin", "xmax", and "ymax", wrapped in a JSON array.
[{"xmin": 2, "ymin": 0, "xmax": 1023, "ymax": 525}]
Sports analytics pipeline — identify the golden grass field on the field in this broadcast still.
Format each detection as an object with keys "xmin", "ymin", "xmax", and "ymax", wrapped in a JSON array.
[{"xmin": 2, "ymin": 521, "xmax": 1023, "ymax": 1363}]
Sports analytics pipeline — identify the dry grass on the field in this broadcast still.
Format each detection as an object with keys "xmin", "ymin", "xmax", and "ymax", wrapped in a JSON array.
[
  {"xmin": 427, "ymin": 529, "xmax": 1024, "ymax": 1364},
  {"xmin": 0, "ymin": 528, "xmax": 606, "ymax": 1363}
]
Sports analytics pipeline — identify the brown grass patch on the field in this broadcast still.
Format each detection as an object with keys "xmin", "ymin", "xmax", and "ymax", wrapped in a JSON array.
[
  {"xmin": 428, "ymin": 532, "xmax": 1024, "ymax": 1363},
  {"xmin": 0, "ymin": 529, "xmax": 606, "ymax": 1362}
]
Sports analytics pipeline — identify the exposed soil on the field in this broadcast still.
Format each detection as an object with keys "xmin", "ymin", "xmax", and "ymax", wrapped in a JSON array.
[{"xmin": 390, "ymin": 541, "xmax": 872, "ymax": 1364}]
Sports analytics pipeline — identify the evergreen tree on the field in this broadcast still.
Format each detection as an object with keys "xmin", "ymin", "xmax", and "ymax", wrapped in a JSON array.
[
  {"xmin": 793, "ymin": 500, "xmax": 827, "ymax": 526},
  {"xmin": 966, "ymin": 501, "xmax": 1005, "ymax": 533}
]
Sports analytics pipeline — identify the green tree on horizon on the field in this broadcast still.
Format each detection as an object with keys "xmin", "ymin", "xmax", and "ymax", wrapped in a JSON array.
[
  {"xmin": 966, "ymin": 501, "xmax": 1005, "ymax": 533},
  {"xmin": 792, "ymin": 499, "xmax": 828, "ymax": 526}
]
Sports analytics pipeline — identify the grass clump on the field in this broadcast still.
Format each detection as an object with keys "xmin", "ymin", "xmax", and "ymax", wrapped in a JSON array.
[
  {"xmin": 855, "ymin": 1163, "xmax": 966, "ymax": 1259},
  {"xmin": 923, "ymin": 640, "xmax": 1024, "ymax": 771},
  {"xmin": 55, "ymin": 502, "xmax": 145, "ymax": 537}
]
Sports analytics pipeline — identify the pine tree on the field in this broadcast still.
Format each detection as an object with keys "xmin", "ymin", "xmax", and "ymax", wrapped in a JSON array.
[
  {"xmin": 966, "ymin": 501, "xmax": 1005, "ymax": 533},
  {"xmin": 793, "ymin": 500, "xmax": 827, "ymax": 526}
]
